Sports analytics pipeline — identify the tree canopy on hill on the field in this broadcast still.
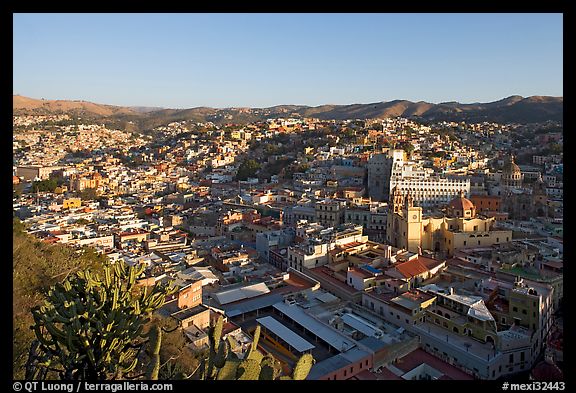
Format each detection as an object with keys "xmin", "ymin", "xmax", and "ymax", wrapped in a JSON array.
[
  {"xmin": 32, "ymin": 178, "xmax": 58, "ymax": 193},
  {"xmin": 235, "ymin": 159, "xmax": 260, "ymax": 181},
  {"xmin": 12, "ymin": 218, "xmax": 107, "ymax": 379}
]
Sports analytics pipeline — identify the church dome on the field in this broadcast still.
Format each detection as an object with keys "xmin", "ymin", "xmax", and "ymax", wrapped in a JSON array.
[
  {"xmin": 503, "ymin": 157, "xmax": 521, "ymax": 175},
  {"xmin": 448, "ymin": 195, "xmax": 475, "ymax": 211},
  {"xmin": 501, "ymin": 155, "xmax": 523, "ymax": 188},
  {"xmin": 447, "ymin": 191, "xmax": 476, "ymax": 218}
]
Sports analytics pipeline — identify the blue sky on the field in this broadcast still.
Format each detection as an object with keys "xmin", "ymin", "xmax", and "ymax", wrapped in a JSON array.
[{"xmin": 13, "ymin": 13, "xmax": 563, "ymax": 109}]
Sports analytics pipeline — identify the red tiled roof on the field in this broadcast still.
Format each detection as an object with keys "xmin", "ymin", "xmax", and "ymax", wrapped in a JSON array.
[
  {"xmin": 337, "ymin": 241, "xmax": 364, "ymax": 250},
  {"xmin": 348, "ymin": 267, "xmax": 373, "ymax": 279},
  {"xmin": 309, "ymin": 267, "xmax": 359, "ymax": 294},
  {"xmin": 393, "ymin": 259, "xmax": 429, "ymax": 278},
  {"xmin": 394, "ymin": 348, "xmax": 473, "ymax": 380},
  {"xmin": 417, "ymin": 255, "xmax": 444, "ymax": 270},
  {"xmin": 531, "ymin": 360, "xmax": 563, "ymax": 381}
]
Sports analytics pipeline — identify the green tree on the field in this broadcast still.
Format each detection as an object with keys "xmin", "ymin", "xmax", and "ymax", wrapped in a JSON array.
[
  {"xmin": 235, "ymin": 159, "xmax": 261, "ymax": 181},
  {"xmin": 399, "ymin": 141, "xmax": 415, "ymax": 156},
  {"xmin": 75, "ymin": 218, "xmax": 91, "ymax": 225},
  {"xmin": 26, "ymin": 262, "xmax": 175, "ymax": 380},
  {"xmin": 283, "ymin": 163, "xmax": 309, "ymax": 180},
  {"xmin": 547, "ymin": 142, "xmax": 563, "ymax": 155},
  {"xmin": 32, "ymin": 178, "xmax": 58, "ymax": 193},
  {"xmin": 78, "ymin": 188, "xmax": 98, "ymax": 201}
]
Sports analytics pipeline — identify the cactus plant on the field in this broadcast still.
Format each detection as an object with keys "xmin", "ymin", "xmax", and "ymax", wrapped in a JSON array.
[
  {"xmin": 237, "ymin": 358, "xmax": 262, "ymax": 380},
  {"xmin": 195, "ymin": 314, "xmax": 315, "ymax": 380},
  {"xmin": 216, "ymin": 358, "xmax": 240, "ymax": 380},
  {"xmin": 145, "ymin": 325, "xmax": 162, "ymax": 380},
  {"xmin": 259, "ymin": 354, "xmax": 282, "ymax": 380},
  {"xmin": 291, "ymin": 353, "xmax": 315, "ymax": 380},
  {"xmin": 28, "ymin": 261, "xmax": 176, "ymax": 380}
]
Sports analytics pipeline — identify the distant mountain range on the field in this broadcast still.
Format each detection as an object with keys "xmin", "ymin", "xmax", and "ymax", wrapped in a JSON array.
[{"xmin": 13, "ymin": 95, "xmax": 563, "ymax": 128}]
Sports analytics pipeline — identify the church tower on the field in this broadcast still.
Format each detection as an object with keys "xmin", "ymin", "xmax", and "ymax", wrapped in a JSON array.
[
  {"xmin": 391, "ymin": 186, "xmax": 404, "ymax": 215},
  {"xmin": 387, "ymin": 186, "xmax": 403, "ymax": 246},
  {"xmin": 402, "ymin": 190, "xmax": 423, "ymax": 253}
]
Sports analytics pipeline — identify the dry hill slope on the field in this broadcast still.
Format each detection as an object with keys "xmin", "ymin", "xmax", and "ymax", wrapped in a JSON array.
[{"xmin": 13, "ymin": 95, "xmax": 139, "ymax": 117}]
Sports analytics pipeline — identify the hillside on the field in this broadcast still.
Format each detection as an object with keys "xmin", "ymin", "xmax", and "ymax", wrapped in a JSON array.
[
  {"xmin": 13, "ymin": 95, "xmax": 140, "ymax": 117},
  {"xmin": 13, "ymin": 95, "xmax": 563, "ymax": 127}
]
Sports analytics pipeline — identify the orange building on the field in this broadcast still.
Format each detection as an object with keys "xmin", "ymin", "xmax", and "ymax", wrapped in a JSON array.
[
  {"xmin": 69, "ymin": 172, "xmax": 102, "ymax": 192},
  {"xmin": 470, "ymin": 195, "xmax": 501, "ymax": 212},
  {"xmin": 177, "ymin": 280, "xmax": 203, "ymax": 309}
]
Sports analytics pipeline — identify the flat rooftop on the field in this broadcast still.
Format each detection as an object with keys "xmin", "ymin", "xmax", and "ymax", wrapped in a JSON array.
[
  {"xmin": 273, "ymin": 301, "xmax": 356, "ymax": 352},
  {"xmin": 256, "ymin": 316, "xmax": 315, "ymax": 353}
]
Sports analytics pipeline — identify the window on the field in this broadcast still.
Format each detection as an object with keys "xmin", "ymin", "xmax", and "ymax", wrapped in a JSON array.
[
  {"xmin": 522, "ymin": 309, "xmax": 527, "ymax": 315},
  {"xmin": 521, "ymin": 352, "xmax": 525, "ymax": 362},
  {"xmin": 509, "ymin": 354, "xmax": 514, "ymax": 364},
  {"xmin": 463, "ymin": 241, "xmax": 467, "ymax": 246}
]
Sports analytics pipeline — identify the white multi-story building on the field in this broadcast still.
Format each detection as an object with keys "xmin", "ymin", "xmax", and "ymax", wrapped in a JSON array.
[{"xmin": 389, "ymin": 161, "xmax": 470, "ymax": 208}]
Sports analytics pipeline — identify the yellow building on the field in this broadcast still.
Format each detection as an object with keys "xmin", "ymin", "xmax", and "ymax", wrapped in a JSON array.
[
  {"xmin": 387, "ymin": 188, "xmax": 512, "ymax": 256},
  {"xmin": 54, "ymin": 185, "xmax": 68, "ymax": 194},
  {"xmin": 62, "ymin": 198, "xmax": 81, "ymax": 209}
]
